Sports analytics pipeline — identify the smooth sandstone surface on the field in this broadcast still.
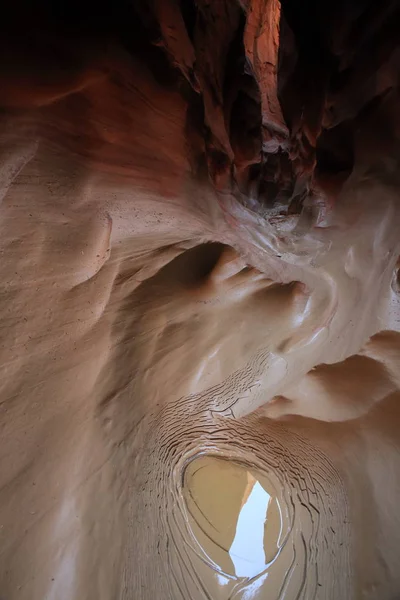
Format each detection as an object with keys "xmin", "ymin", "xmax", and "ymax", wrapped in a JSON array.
[{"xmin": 0, "ymin": 1, "xmax": 400, "ymax": 599}]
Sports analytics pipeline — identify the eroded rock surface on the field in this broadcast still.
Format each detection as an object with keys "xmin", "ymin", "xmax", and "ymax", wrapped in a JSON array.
[{"xmin": 0, "ymin": 1, "xmax": 399, "ymax": 599}]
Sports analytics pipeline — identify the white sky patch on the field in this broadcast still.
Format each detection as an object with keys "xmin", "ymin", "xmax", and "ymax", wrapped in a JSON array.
[{"xmin": 229, "ymin": 481, "xmax": 270, "ymax": 578}]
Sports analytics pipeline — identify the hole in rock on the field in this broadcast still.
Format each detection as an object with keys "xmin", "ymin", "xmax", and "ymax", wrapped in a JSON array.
[{"xmin": 183, "ymin": 455, "xmax": 285, "ymax": 580}]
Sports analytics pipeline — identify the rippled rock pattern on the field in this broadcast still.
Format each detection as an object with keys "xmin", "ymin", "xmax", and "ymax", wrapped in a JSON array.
[{"xmin": 0, "ymin": 1, "xmax": 399, "ymax": 600}]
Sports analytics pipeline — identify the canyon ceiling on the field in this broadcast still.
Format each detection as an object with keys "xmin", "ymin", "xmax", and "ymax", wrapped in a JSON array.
[{"xmin": 0, "ymin": 0, "xmax": 400, "ymax": 599}]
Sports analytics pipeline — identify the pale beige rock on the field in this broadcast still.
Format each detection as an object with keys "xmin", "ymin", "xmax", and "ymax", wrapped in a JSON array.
[{"xmin": 0, "ymin": 2, "xmax": 400, "ymax": 600}]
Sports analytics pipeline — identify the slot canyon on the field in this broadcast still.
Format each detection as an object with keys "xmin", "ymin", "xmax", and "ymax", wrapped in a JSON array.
[{"xmin": 0, "ymin": 0, "xmax": 400, "ymax": 598}]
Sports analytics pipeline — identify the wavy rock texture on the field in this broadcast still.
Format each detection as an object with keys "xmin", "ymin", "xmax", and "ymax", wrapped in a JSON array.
[{"xmin": 0, "ymin": 1, "xmax": 399, "ymax": 599}]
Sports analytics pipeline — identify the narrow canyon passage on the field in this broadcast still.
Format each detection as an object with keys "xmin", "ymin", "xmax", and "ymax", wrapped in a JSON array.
[{"xmin": 0, "ymin": 1, "xmax": 400, "ymax": 599}]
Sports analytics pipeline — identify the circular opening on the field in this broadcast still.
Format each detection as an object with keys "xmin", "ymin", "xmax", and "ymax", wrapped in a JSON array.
[{"xmin": 183, "ymin": 455, "xmax": 284, "ymax": 579}]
